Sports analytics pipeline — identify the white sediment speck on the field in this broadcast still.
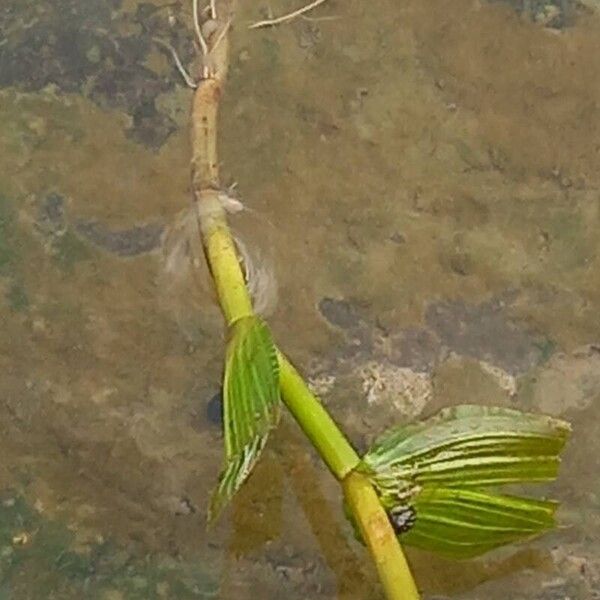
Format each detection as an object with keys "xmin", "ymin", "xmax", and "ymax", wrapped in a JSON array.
[
  {"xmin": 478, "ymin": 360, "xmax": 518, "ymax": 397},
  {"xmin": 308, "ymin": 373, "xmax": 336, "ymax": 396}
]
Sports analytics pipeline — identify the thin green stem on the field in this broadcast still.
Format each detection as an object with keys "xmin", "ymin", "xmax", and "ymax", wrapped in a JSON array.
[
  {"xmin": 279, "ymin": 355, "xmax": 359, "ymax": 479},
  {"xmin": 343, "ymin": 471, "xmax": 420, "ymax": 600},
  {"xmin": 198, "ymin": 194, "xmax": 253, "ymax": 324}
]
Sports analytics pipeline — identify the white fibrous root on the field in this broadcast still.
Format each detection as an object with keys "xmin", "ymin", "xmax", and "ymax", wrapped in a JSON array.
[
  {"xmin": 233, "ymin": 234, "xmax": 278, "ymax": 316},
  {"xmin": 213, "ymin": 191, "xmax": 278, "ymax": 316},
  {"xmin": 161, "ymin": 193, "xmax": 278, "ymax": 318},
  {"xmin": 217, "ymin": 191, "xmax": 244, "ymax": 214},
  {"xmin": 162, "ymin": 204, "xmax": 205, "ymax": 290}
]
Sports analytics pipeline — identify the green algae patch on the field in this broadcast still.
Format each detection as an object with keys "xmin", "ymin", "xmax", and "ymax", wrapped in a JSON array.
[
  {"xmin": 52, "ymin": 229, "xmax": 93, "ymax": 271},
  {"xmin": 0, "ymin": 493, "xmax": 218, "ymax": 599},
  {"xmin": 0, "ymin": 195, "xmax": 29, "ymax": 312}
]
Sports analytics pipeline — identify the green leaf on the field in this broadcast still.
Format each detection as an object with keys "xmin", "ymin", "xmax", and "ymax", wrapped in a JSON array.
[
  {"xmin": 209, "ymin": 435, "xmax": 268, "ymax": 522},
  {"xmin": 209, "ymin": 316, "xmax": 280, "ymax": 522},
  {"xmin": 400, "ymin": 487, "xmax": 557, "ymax": 559},
  {"xmin": 223, "ymin": 316, "xmax": 280, "ymax": 457},
  {"xmin": 359, "ymin": 405, "xmax": 570, "ymax": 558},
  {"xmin": 362, "ymin": 405, "xmax": 570, "ymax": 496}
]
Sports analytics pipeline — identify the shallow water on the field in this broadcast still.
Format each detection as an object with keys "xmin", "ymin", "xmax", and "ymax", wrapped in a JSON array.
[{"xmin": 1, "ymin": 0, "xmax": 599, "ymax": 598}]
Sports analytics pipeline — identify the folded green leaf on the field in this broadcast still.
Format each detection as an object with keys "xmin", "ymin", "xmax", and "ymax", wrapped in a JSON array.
[
  {"xmin": 358, "ymin": 405, "xmax": 570, "ymax": 558},
  {"xmin": 223, "ymin": 316, "xmax": 280, "ymax": 456},
  {"xmin": 362, "ymin": 405, "xmax": 570, "ymax": 494},
  {"xmin": 209, "ymin": 316, "xmax": 280, "ymax": 522},
  {"xmin": 209, "ymin": 435, "xmax": 267, "ymax": 522},
  {"xmin": 398, "ymin": 487, "xmax": 558, "ymax": 559}
]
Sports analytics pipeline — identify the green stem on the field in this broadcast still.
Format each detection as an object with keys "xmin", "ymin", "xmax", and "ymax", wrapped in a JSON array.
[
  {"xmin": 343, "ymin": 471, "xmax": 420, "ymax": 600},
  {"xmin": 279, "ymin": 357, "xmax": 419, "ymax": 600},
  {"xmin": 279, "ymin": 356, "xmax": 359, "ymax": 479},
  {"xmin": 198, "ymin": 193, "xmax": 253, "ymax": 323}
]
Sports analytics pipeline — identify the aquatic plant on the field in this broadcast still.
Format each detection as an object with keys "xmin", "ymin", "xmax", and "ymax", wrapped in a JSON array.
[{"xmin": 168, "ymin": 2, "xmax": 571, "ymax": 598}]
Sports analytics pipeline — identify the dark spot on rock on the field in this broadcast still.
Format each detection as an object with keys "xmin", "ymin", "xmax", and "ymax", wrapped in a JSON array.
[
  {"xmin": 36, "ymin": 192, "xmax": 66, "ymax": 235},
  {"xmin": 389, "ymin": 327, "xmax": 442, "ymax": 372},
  {"xmin": 444, "ymin": 251, "xmax": 473, "ymax": 277},
  {"xmin": 74, "ymin": 220, "xmax": 163, "ymax": 256},
  {"xmin": 129, "ymin": 99, "xmax": 176, "ymax": 150},
  {"xmin": 318, "ymin": 297, "xmax": 363, "ymax": 330},
  {"xmin": 335, "ymin": 327, "xmax": 374, "ymax": 361},
  {"xmin": 206, "ymin": 390, "xmax": 223, "ymax": 427},
  {"xmin": 135, "ymin": 2, "xmax": 164, "ymax": 21},
  {"xmin": 7, "ymin": 283, "xmax": 29, "ymax": 312},
  {"xmin": 174, "ymin": 497, "xmax": 196, "ymax": 516},
  {"xmin": 425, "ymin": 296, "xmax": 552, "ymax": 374},
  {"xmin": 488, "ymin": 0, "xmax": 585, "ymax": 29}
]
